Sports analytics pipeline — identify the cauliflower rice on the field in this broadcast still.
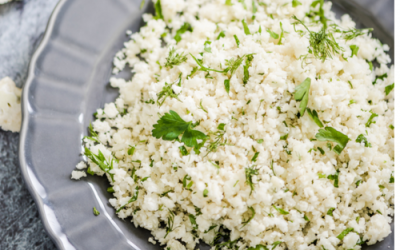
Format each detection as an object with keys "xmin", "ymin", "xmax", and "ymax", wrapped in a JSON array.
[{"xmin": 73, "ymin": 0, "xmax": 394, "ymax": 249}]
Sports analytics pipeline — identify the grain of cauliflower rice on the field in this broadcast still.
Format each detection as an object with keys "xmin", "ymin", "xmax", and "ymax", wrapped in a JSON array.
[{"xmin": 72, "ymin": 0, "xmax": 394, "ymax": 249}]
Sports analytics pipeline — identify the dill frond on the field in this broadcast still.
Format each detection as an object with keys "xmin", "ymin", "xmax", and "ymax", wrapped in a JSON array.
[
  {"xmin": 205, "ymin": 124, "xmax": 227, "ymax": 156},
  {"xmin": 164, "ymin": 210, "xmax": 175, "ymax": 238},
  {"xmin": 157, "ymin": 77, "xmax": 182, "ymax": 106},
  {"xmin": 165, "ymin": 47, "xmax": 188, "ymax": 68},
  {"xmin": 245, "ymin": 165, "xmax": 259, "ymax": 195}
]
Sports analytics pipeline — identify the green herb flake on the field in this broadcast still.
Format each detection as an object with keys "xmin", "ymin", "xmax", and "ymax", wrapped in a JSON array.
[
  {"xmin": 306, "ymin": 108, "xmax": 323, "ymax": 127},
  {"xmin": 292, "ymin": 0, "xmax": 302, "ymax": 7},
  {"xmin": 93, "ymin": 207, "xmax": 100, "ymax": 216},
  {"xmin": 245, "ymin": 165, "xmax": 259, "ymax": 194},
  {"xmin": 390, "ymin": 173, "xmax": 394, "ymax": 183},
  {"xmin": 241, "ymin": 206, "xmax": 256, "ymax": 227},
  {"xmin": 251, "ymin": 152, "xmax": 260, "ymax": 162},
  {"xmin": 189, "ymin": 214, "xmax": 198, "ymax": 230},
  {"xmin": 242, "ymin": 19, "xmax": 251, "ymax": 35},
  {"xmin": 273, "ymin": 205, "xmax": 289, "ymax": 215},
  {"xmin": 389, "ymin": 124, "xmax": 394, "ymax": 130},
  {"xmin": 243, "ymin": 54, "xmax": 253, "ymax": 84},
  {"xmin": 248, "ymin": 245, "xmax": 268, "ymax": 250},
  {"xmin": 183, "ymin": 174, "xmax": 194, "ymax": 190},
  {"xmin": 348, "ymin": 99, "xmax": 356, "ymax": 106},
  {"xmin": 203, "ymin": 189, "xmax": 209, "ymax": 197},
  {"xmin": 327, "ymin": 207, "xmax": 335, "ymax": 216},
  {"xmin": 257, "ymin": 139, "xmax": 264, "ymax": 144},
  {"xmin": 277, "ymin": 22, "xmax": 285, "ymax": 45},
  {"xmin": 294, "ymin": 77, "xmax": 311, "ymax": 116},
  {"xmin": 190, "ymin": 53, "xmax": 228, "ymax": 73},
  {"xmin": 84, "ymin": 123, "xmax": 100, "ymax": 143},
  {"xmin": 327, "ymin": 170, "xmax": 340, "ymax": 188},
  {"xmin": 266, "ymin": 29, "xmax": 279, "ymax": 39},
  {"xmin": 107, "ymin": 187, "xmax": 114, "ymax": 193},
  {"xmin": 174, "ymin": 22, "xmax": 192, "ymax": 43},
  {"xmin": 280, "ymin": 134, "xmax": 289, "ymax": 140},
  {"xmin": 315, "ymin": 127, "xmax": 349, "ymax": 154},
  {"xmin": 204, "ymin": 40, "xmax": 212, "ymax": 53},
  {"xmin": 337, "ymin": 228, "xmax": 354, "ymax": 240},
  {"xmin": 164, "ymin": 210, "xmax": 175, "ymax": 238},
  {"xmin": 117, "ymin": 186, "xmax": 139, "ymax": 212},
  {"xmin": 217, "ymin": 31, "xmax": 226, "ymax": 40},
  {"xmin": 317, "ymin": 147, "xmax": 325, "ymax": 155},
  {"xmin": 128, "ymin": 146, "xmax": 136, "ymax": 155},
  {"xmin": 225, "ymin": 0, "xmax": 232, "ymax": 5},
  {"xmin": 373, "ymin": 73, "xmax": 388, "ymax": 85},
  {"xmin": 271, "ymin": 241, "xmax": 281, "ymax": 250},
  {"xmin": 365, "ymin": 112, "xmax": 378, "ymax": 127},
  {"xmin": 318, "ymin": 173, "xmax": 326, "ymax": 178},
  {"xmin": 140, "ymin": 0, "xmax": 145, "ymax": 10},
  {"xmin": 356, "ymin": 134, "xmax": 372, "ymax": 147},
  {"xmin": 84, "ymin": 148, "xmax": 115, "ymax": 180},
  {"xmin": 154, "ymin": 0, "xmax": 163, "ymax": 20},
  {"xmin": 165, "ymin": 47, "xmax": 188, "ymax": 68},
  {"xmin": 161, "ymin": 190, "xmax": 174, "ymax": 197},
  {"xmin": 224, "ymin": 79, "xmax": 230, "ymax": 94},
  {"xmin": 152, "ymin": 110, "xmax": 208, "ymax": 151},
  {"xmin": 234, "ymin": 34, "xmax": 240, "ymax": 47},
  {"xmin": 385, "ymin": 83, "xmax": 394, "ymax": 96},
  {"xmin": 348, "ymin": 80, "xmax": 353, "ymax": 89},
  {"xmin": 350, "ymin": 45, "xmax": 359, "ymax": 57}
]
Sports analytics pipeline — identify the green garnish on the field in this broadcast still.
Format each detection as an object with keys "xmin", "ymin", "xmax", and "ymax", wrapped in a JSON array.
[
  {"xmin": 183, "ymin": 174, "xmax": 194, "ymax": 189},
  {"xmin": 385, "ymin": 83, "xmax": 394, "ymax": 96},
  {"xmin": 84, "ymin": 123, "xmax": 100, "ymax": 143},
  {"xmin": 256, "ymin": 139, "xmax": 264, "ymax": 144},
  {"xmin": 140, "ymin": 0, "xmax": 145, "ymax": 10},
  {"xmin": 245, "ymin": 165, "xmax": 259, "ymax": 194},
  {"xmin": 93, "ymin": 207, "xmax": 100, "ymax": 216},
  {"xmin": 356, "ymin": 134, "xmax": 371, "ymax": 147},
  {"xmin": 154, "ymin": 0, "xmax": 163, "ymax": 20},
  {"xmin": 203, "ymin": 189, "xmax": 209, "ymax": 197},
  {"xmin": 234, "ymin": 34, "xmax": 240, "ymax": 47},
  {"xmin": 292, "ymin": 0, "xmax": 302, "ymax": 7},
  {"xmin": 293, "ymin": 16, "xmax": 342, "ymax": 62},
  {"xmin": 248, "ymin": 245, "xmax": 268, "ymax": 250},
  {"xmin": 190, "ymin": 53, "xmax": 228, "ymax": 73},
  {"xmin": 242, "ymin": 19, "xmax": 251, "ymax": 35},
  {"xmin": 243, "ymin": 54, "xmax": 254, "ymax": 84},
  {"xmin": 174, "ymin": 22, "xmax": 192, "ymax": 43},
  {"xmin": 225, "ymin": 0, "xmax": 232, "ymax": 5},
  {"xmin": 315, "ymin": 127, "xmax": 349, "ymax": 154},
  {"xmin": 389, "ymin": 124, "xmax": 394, "ymax": 130},
  {"xmin": 341, "ymin": 28, "xmax": 373, "ymax": 41},
  {"xmin": 306, "ymin": 108, "xmax": 323, "ymax": 127},
  {"xmin": 271, "ymin": 241, "xmax": 282, "ymax": 250},
  {"xmin": 327, "ymin": 207, "xmax": 335, "ymax": 216},
  {"xmin": 189, "ymin": 214, "xmax": 198, "ymax": 230},
  {"xmin": 251, "ymin": 152, "xmax": 260, "ymax": 162},
  {"xmin": 164, "ymin": 210, "xmax": 175, "ymax": 238},
  {"xmin": 318, "ymin": 173, "xmax": 326, "ymax": 178},
  {"xmin": 152, "ymin": 110, "xmax": 207, "ymax": 151},
  {"xmin": 350, "ymin": 45, "xmax": 359, "ymax": 57},
  {"xmin": 165, "ymin": 47, "xmax": 187, "ymax": 68},
  {"xmin": 206, "ymin": 123, "xmax": 227, "ymax": 155},
  {"xmin": 252, "ymin": 0, "xmax": 257, "ymax": 19},
  {"xmin": 280, "ymin": 134, "xmax": 288, "ymax": 140},
  {"xmin": 327, "ymin": 170, "xmax": 340, "ymax": 188},
  {"xmin": 390, "ymin": 173, "xmax": 394, "ymax": 183},
  {"xmin": 294, "ymin": 77, "xmax": 311, "ymax": 116},
  {"xmin": 241, "ymin": 206, "xmax": 255, "ymax": 227},
  {"xmin": 266, "ymin": 29, "xmax": 279, "ymax": 39},
  {"xmin": 373, "ymin": 73, "xmax": 388, "ymax": 85},
  {"xmin": 355, "ymin": 179, "xmax": 362, "ymax": 187},
  {"xmin": 117, "ymin": 186, "xmax": 139, "ymax": 212},
  {"xmin": 365, "ymin": 112, "xmax": 378, "ymax": 127},
  {"xmin": 337, "ymin": 228, "xmax": 354, "ymax": 240},
  {"xmin": 161, "ymin": 190, "xmax": 174, "ymax": 197},
  {"xmin": 157, "ymin": 81, "xmax": 181, "ymax": 106},
  {"xmin": 204, "ymin": 41, "xmax": 212, "ymax": 53},
  {"xmin": 277, "ymin": 22, "xmax": 285, "ymax": 45},
  {"xmin": 273, "ymin": 205, "xmax": 289, "ymax": 215},
  {"xmin": 107, "ymin": 187, "xmax": 114, "ymax": 193},
  {"xmin": 84, "ymin": 148, "xmax": 115, "ymax": 180},
  {"xmin": 348, "ymin": 80, "xmax": 353, "ymax": 89},
  {"xmin": 128, "ymin": 146, "xmax": 136, "ymax": 155},
  {"xmin": 217, "ymin": 31, "xmax": 226, "ymax": 40},
  {"xmin": 224, "ymin": 79, "xmax": 230, "ymax": 94},
  {"xmin": 317, "ymin": 147, "xmax": 325, "ymax": 155},
  {"xmin": 348, "ymin": 99, "xmax": 356, "ymax": 106}
]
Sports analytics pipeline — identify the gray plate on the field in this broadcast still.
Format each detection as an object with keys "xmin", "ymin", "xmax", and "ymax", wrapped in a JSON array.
[{"xmin": 19, "ymin": 0, "xmax": 394, "ymax": 249}]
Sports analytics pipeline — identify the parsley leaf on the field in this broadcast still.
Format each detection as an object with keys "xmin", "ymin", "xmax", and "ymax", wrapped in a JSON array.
[
  {"xmin": 93, "ymin": 207, "xmax": 100, "ymax": 216},
  {"xmin": 390, "ymin": 173, "xmax": 394, "ymax": 183},
  {"xmin": 154, "ymin": 0, "xmax": 163, "ymax": 20},
  {"xmin": 365, "ymin": 112, "xmax": 378, "ymax": 127},
  {"xmin": 267, "ymin": 29, "xmax": 279, "ymax": 39},
  {"xmin": 204, "ymin": 41, "xmax": 212, "ymax": 53},
  {"xmin": 241, "ymin": 206, "xmax": 255, "ymax": 227},
  {"xmin": 306, "ymin": 108, "xmax": 323, "ymax": 127},
  {"xmin": 242, "ymin": 19, "xmax": 251, "ymax": 35},
  {"xmin": 385, "ymin": 83, "xmax": 394, "ymax": 96},
  {"xmin": 277, "ymin": 22, "xmax": 285, "ymax": 45},
  {"xmin": 203, "ymin": 188, "xmax": 209, "ymax": 197},
  {"xmin": 140, "ymin": 0, "xmax": 145, "ymax": 10},
  {"xmin": 157, "ymin": 81, "xmax": 181, "ymax": 106},
  {"xmin": 234, "ymin": 34, "xmax": 240, "ymax": 47},
  {"xmin": 294, "ymin": 77, "xmax": 311, "ymax": 116},
  {"xmin": 337, "ymin": 228, "xmax": 354, "ymax": 240},
  {"xmin": 327, "ymin": 207, "xmax": 335, "ymax": 216},
  {"xmin": 271, "ymin": 241, "xmax": 281, "ymax": 250},
  {"xmin": 174, "ymin": 22, "xmax": 192, "ymax": 43},
  {"xmin": 165, "ymin": 47, "xmax": 187, "ymax": 68},
  {"xmin": 356, "ymin": 134, "xmax": 371, "ymax": 147},
  {"xmin": 327, "ymin": 170, "xmax": 340, "ymax": 188},
  {"xmin": 84, "ymin": 148, "xmax": 115, "ymax": 180},
  {"xmin": 217, "ymin": 31, "xmax": 226, "ymax": 40},
  {"xmin": 224, "ymin": 79, "xmax": 230, "ymax": 94},
  {"xmin": 225, "ymin": 0, "xmax": 232, "ymax": 5},
  {"xmin": 183, "ymin": 174, "xmax": 194, "ymax": 189},
  {"xmin": 164, "ymin": 210, "xmax": 175, "ymax": 238},
  {"xmin": 273, "ymin": 205, "xmax": 289, "ymax": 215},
  {"xmin": 373, "ymin": 73, "xmax": 388, "ymax": 85},
  {"xmin": 315, "ymin": 127, "xmax": 349, "ymax": 154},
  {"xmin": 243, "ymin": 54, "xmax": 253, "ymax": 84},
  {"xmin": 84, "ymin": 123, "xmax": 100, "ymax": 143},
  {"xmin": 251, "ymin": 152, "xmax": 260, "ymax": 162},
  {"xmin": 350, "ymin": 45, "xmax": 359, "ymax": 57},
  {"xmin": 128, "ymin": 146, "xmax": 136, "ymax": 155},
  {"xmin": 152, "ymin": 110, "xmax": 207, "ymax": 150},
  {"xmin": 292, "ymin": 0, "xmax": 302, "ymax": 7}
]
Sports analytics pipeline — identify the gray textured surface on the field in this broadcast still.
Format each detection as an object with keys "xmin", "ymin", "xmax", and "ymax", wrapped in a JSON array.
[{"xmin": 0, "ymin": 0, "xmax": 58, "ymax": 249}]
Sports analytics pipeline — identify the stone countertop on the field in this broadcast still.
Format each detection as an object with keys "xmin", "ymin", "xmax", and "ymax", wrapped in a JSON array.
[
  {"xmin": 0, "ymin": 0, "xmax": 58, "ymax": 249},
  {"xmin": 0, "ymin": 0, "xmax": 393, "ymax": 250}
]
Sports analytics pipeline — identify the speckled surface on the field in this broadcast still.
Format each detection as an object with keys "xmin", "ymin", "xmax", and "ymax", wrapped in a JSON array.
[{"xmin": 0, "ymin": 0, "xmax": 58, "ymax": 249}]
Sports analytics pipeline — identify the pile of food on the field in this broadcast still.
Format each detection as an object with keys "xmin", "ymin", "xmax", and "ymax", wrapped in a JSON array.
[
  {"xmin": 72, "ymin": 0, "xmax": 394, "ymax": 249},
  {"xmin": 0, "ymin": 77, "xmax": 21, "ymax": 132}
]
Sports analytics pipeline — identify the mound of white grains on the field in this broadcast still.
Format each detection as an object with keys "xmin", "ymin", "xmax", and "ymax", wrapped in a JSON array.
[
  {"xmin": 0, "ymin": 77, "xmax": 21, "ymax": 132},
  {"xmin": 72, "ymin": 0, "xmax": 395, "ymax": 249}
]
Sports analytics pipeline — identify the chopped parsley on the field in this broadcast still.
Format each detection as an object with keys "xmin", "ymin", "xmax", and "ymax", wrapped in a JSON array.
[
  {"xmin": 385, "ymin": 83, "xmax": 394, "ymax": 96},
  {"xmin": 257, "ymin": 139, "xmax": 264, "ymax": 144},
  {"xmin": 266, "ymin": 28, "xmax": 279, "ymax": 39},
  {"xmin": 317, "ymin": 147, "xmax": 325, "ymax": 155},
  {"xmin": 84, "ymin": 123, "xmax": 100, "ymax": 143},
  {"xmin": 248, "ymin": 245, "xmax": 268, "ymax": 250},
  {"xmin": 204, "ymin": 41, "xmax": 212, "ymax": 53},
  {"xmin": 242, "ymin": 19, "xmax": 251, "ymax": 35},
  {"xmin": 84, "ymin": 148, "xmax": 115, "ymax": 180},
  {"xmin": 189, "ymin": 214, "xmax": 198, "ymax": 230},
  {"xmin": 245, "ymin": 165, "xmax": 259, "ymax": 195},
  {"xmin": 140, "ymin": 0, "xmax": 145, "ymax": 10},
  {"xmin": 327, "ymin": 170, "xmax": 340, "ymax": 188},
  {"xmin": 390, "ymin": 173, "xmax": 394, "ymax": 183},
  {"xmin": 157, "ymin": 81, "xmax": 181, "ymax": 106},
  {"xmin": 315, "ymin": 127, "xmax": 349, "ymax": 154},
  {"xmin": 234, "ymin": 35, "xmax": 240, "ymax": 47},
  {"xmin": 292, "ymin": 0, "xmax": 302, "ymax": 7},
  {"xmin": 217, "ymin": 31, "xmax": 226, "ymax": 40},
  {"xmin": 206, "ymin": 123, "xmax": 227, "ymax": 155},
  {"xmin": 241, "ymin": 206, "xmax": 255, "ymax": 227},
  {"xmin": 349, "ymin": 45, "xmax": 359, "ymax": 57},
  {"xmin": 243, "ymin": 54, "xmax": 254, "ymax": 84},
  {"xmin": 203, "ymin": 189, "xmax": 209, "ymax": 197},
  {"xmin": 273, "ymin": 205, "xmax": 289, "ymax": 215},
  {"xmin": 107, "ymin": 187, "xmax": 114, "ymax": 193},
  {"xmin": 356, "ymin": 134, "xmax": 371, "ymax": 147},
  {"xmin": 164, "ymin": 210, "xmax": 175, "ymax": 238},
  {"xmin": 337, "ymin": 228, "xmax": 354, "ymax": 240},
  {"xmin": 152, "ymin": 110, "xmax": 207, "ymax": 151},
  {"xmin": 327, "ymin": 207, "xmax": 335, "ymax": 216},
  {"xmin": 165, "ymin": 47, "xmax": 188, "ymax": 68},
  {"xmin": 154, "ymin": 0, "xmax": 163, "ymax": 20},
  {"xmin": 294, "ymin": 77, "xmax": 311, "ymax": 116},
  {"xmin": 117, "ymin": 186, "xmax": 139, "ymax": 212},
  {"xmin": 93, "ymin": 207, "xmax": 100, "ymax": 216},
  {"xmin": 373, "ymin": 73, "xmax": 388, "ymax": 85},
  {"xmin": 183, "ymin": 174, "xmax": 194, "ymax": 189},
  {"xmin": 174, "ymin": 22, "xmax": 192, "ymax": 43},
  {"xmin": 365, "ymin": 112, "xmax": 378, "ymax": 127},
  {"xmin": 306, "ymin": 108, "xmax": 323, "ymax": 127},
  {"xmin": 190, "ymin": 53, "xmax": 228, "ymax": 73},
  {"xmin": 251, "ymin": 152, "xmax": 260, "ymax": 162},
  {"xmin": 277, "ymin": 22, "xmax": 285, "ymax": 45},
  {"xmin": 128, "ymin": 146, "xmax": 136, "ymax": 155}
]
